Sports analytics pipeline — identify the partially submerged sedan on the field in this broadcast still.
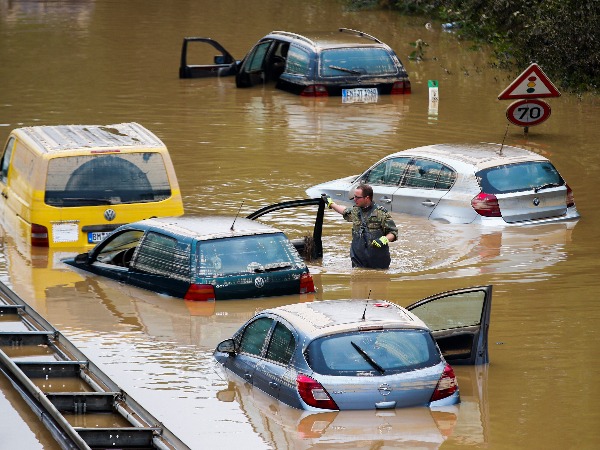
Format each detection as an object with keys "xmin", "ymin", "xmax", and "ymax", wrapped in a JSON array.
[
  {"xmin": 180, "ymin": 28, "xmax": 411, "ymax": 99},
  {"xmin": 214, "ymin": 285, "xmax": 492, "ymax": 411},
  {"xmin": 64, "ymin": 216, "xmax": 316, "ymax": 301},
  {"xmin": 307, "ymin": 143, "xmax": 579, "ymax": 225}
]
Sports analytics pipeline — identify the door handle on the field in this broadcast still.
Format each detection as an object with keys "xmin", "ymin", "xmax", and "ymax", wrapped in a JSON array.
[
  {"xmin": 421, "ymin": 201, "xmax": 436, "ymax": 207},
  {"xmin": 269, "ymin": 381, "xmax": 279, "ymax": 389},
  {"xmin": 380, "ymin": 197, "xmax": 392, "ymax": 203}
]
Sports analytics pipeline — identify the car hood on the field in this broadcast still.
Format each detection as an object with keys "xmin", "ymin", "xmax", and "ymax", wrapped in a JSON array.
[{"xmin": 305, "ymin": 175, "xmax": 358, "ymax": 204}]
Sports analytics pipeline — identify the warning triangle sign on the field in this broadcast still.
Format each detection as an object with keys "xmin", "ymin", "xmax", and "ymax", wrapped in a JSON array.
[{"xmin": 498, "ymin": 63, "xmax": 561, "ymax": 100}]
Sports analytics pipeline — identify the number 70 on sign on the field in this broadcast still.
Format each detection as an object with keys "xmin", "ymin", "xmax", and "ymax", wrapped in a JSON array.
[{"xmin": 506, "ymin": 98, "xmax": 551, "ymax": 127}]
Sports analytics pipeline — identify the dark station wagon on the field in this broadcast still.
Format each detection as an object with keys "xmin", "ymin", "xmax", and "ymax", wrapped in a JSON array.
[
  {"xmin": 64, "ymin": 216, "xmax": 317, "ymax": 301},
  {"xmin": 180, "ymin": 28, "xmax": 411, "ymax": 100}
]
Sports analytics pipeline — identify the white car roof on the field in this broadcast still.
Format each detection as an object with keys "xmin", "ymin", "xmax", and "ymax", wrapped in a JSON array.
[
  {"xmin": 265, "ymin": 300, "xmax": 429, "ymax": 341},
  {"xmin": 387, "ymin": 143, "xmax": 549, "ymax": 171}
]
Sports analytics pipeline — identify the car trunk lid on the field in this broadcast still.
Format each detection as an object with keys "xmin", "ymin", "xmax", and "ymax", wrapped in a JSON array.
[{"xmin": 496, "ymin": 186, "xmax": 567, "ymax": 223}]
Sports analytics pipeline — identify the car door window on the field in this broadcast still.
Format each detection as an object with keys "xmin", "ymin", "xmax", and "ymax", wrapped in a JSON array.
[
  {"xmin": 0, "ymin": 137, "xmax": 15, "ymax": 184},
  {"xmin": 406, "ymin": 286, "xmax": 492, "ymax": 365},
  {"xmin": 239, "ymin": 317, "xmax": 273, "ymax": 356},
  {"xmin": 130, "ymin": 231, "xmax": 191, "ymax": 281},
  {"xmin": 285, "ymin": 46, "xmax": 310, "ymax": 75},
  {"xmin": 365, "ymin": 157, "xmax": 410, "ymax": 186},
  {"xmin": 245, "ymin": 41, "xmax": 271, "ymax": 73},
  {"xmin": 265, "ymin": 322, "xmax": 295, "ymax": 365},
  {"xmin": 436, "ymin": 165, "xmax": 457, "ymax": 189},
  {"xmin": 403, "ymin": 159, "xmax": 448, "ymax": 189}
]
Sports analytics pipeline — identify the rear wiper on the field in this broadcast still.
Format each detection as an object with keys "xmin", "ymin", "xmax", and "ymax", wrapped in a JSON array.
[
  {"xmin": 263, "ymin": 262, "xmax": 292, "ymax": 272},
  {"xmin": 351, "ymin": 341, "xmax": 385, "ymax": 374},
  {"xmin": 328, "ymin": 65, "xmax": 362, "ymax": 75},
  {"xmin": 534, "ymin": 182, "xmax": 562, "ymax": 193}
]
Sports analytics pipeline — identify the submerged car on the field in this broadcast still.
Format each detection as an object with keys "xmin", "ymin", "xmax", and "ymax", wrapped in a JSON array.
[
  {"xmin": 64, "ymin": 216, "xmax": 316, "ymax": 301},
  {"xmin": 179, "ymin": 28, "xmax": 411, "ymax": 100},
  {"xmin": 214, "ymin": 285, "xmax": 492, "ymax": 411},
  {"xmin": 307, "ymin": 143, "xmax": 579, "ymax": 225}
]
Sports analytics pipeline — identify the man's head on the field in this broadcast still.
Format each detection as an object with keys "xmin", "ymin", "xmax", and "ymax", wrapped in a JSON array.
[{"xmin": 353, "ymin": 184, "xmax": 373, "ymax": 207}]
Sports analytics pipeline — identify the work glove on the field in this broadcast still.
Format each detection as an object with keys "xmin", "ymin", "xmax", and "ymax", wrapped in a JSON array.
[
  {"xmin": 321, "ymin": 194, "xmax": 333, "ymax": 209},
  {"xmin": 372, "ymin": 236, "xmax": 389, "ymax": 247}
]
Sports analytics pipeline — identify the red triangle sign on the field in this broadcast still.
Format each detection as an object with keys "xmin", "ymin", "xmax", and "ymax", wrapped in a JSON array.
[{"xmin": 498, "ymin": 63, "xmax": 561, "ymax": 100}]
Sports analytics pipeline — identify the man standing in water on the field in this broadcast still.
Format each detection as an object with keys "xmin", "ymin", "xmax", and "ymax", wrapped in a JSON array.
[{"xmin": 322, "ymin": 184, "xmax": 398, "ymax": 269}]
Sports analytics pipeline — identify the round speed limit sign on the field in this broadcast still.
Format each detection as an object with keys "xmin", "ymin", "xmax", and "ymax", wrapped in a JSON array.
[{"xmin": 506, "ymin": 99, "xmax": 551, "ymax": 127}]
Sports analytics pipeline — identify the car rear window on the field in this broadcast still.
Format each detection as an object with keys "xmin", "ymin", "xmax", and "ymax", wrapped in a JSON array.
[
  {"xmin": 45, "ymin": 152, "xmax": 172, "ymax": 207},
  {"xmin": 477, "ymin": 161, "xmax": 564, "ymax": 194},
  {"xmin": 196, "ymin": 233, "xmax": 304, "ymax": 277},
  {"xmin": 305, "ymin": 329, "xmax": 441, "ymax": 376},
  {"xmin": 320, "ymin": 47, "xmax": 398, "ymax": 77}
]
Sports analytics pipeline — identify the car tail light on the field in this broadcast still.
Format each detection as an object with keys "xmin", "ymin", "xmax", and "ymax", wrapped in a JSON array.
[
  {"xmin": 299, "ymin": 272, "xmax": 315, "ymax": 294},
  {"xmin": 471, "ymin": 192, "xmax": 501, "ymax": 217},
  {"xmin": 430, "ymin": 363, "xmax": 458, "ymax": 402},
  {"xmin": 184, "ymin": 284, "xmax": 216, "ymax": 301},
  {"xmin": 296, "ymin": 374, "xmax": 339, "ymax": 410},
  {"xmin": 566, "ymin": 184, "xmax": 575, "ymax": 207},
  {"xmin": 31, "ymin": 223, "xmax": 49, "ymax": 247},
  {"xmin": 301, "ymin": 85, "xmax": 328, "ymax": 97},
  {"xmin": 391, "ymin": 80, "xmax": 411, "ymax": 94}
]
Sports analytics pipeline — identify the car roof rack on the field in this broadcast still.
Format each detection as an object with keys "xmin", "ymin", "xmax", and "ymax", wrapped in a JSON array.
[
  {"xmin": 338, "ymin": 27, "xmax": 382, "ymax": 44},
  {"xmin": 270, "ymin": 31, "xmax": 316, "ymax": 47}
]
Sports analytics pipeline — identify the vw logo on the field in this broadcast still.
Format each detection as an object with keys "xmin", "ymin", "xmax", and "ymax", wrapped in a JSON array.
[
  {"xmin": 254, "ymin": 277, "xmax": 265, "ymax": 288},
  {"xmin": 104, "ymin": 209, "xmax": 116, "ymax": 221},
  {"xmin": 378, "ymin": 383, "xmax": 392, "ymax": 396},
  {"xmin": 533, "ymin": 197, "xmax": 540, "ymax": 206}
]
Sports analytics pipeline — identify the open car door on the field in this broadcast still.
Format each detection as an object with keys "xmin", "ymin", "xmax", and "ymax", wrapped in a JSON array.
[
  {"xmin": 179, "ymin": 37, "xmax": 238, "ymax": 78},
  {"xmin": 406, "ymin": 285, "xmax": 492, "ymax": 365}
]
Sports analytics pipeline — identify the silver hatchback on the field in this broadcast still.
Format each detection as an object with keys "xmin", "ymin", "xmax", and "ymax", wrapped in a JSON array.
[
  {"xmin": 306, "ymin": 143, "xmax": 579, "ymax": 225},
  {"xmin": 214, "ymin": 285, "xmax": 492, "ymax": 411}
]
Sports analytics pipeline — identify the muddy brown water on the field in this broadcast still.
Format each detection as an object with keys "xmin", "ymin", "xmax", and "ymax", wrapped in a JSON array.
[{"xmin": 1, "ymin": 1, "xmax": 599, "ymax": 449}]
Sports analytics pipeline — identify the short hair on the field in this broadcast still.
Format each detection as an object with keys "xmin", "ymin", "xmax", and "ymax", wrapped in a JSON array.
[{"xmin": 356, "ymin": 184, "xmax": 373, "ymax": 199}]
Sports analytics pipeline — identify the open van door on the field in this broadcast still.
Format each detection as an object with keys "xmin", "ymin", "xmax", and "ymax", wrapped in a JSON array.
[{"xmin": 407, "ymin": 285, "xmax": 492, "ymax": 365}]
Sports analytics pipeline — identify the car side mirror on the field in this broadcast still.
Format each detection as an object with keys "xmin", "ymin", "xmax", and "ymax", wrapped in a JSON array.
[
  {"xmin": 216, "ymin": 338, "xmax": 237, "ymax": 355},
  {"xmin": 74, "ymin": 252, "xmax": 90, "ymax": 265},
  {"xmin": 214, "ymin": 55, "xmax": 225, "ymax": 64}
]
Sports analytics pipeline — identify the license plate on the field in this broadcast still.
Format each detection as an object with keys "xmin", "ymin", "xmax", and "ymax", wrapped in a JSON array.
[
  {"xmin": 88, "ymin": 231, "xmax": 111, "ymax": 244},
  {"xmin": 342, "ymin": 88, "xmax": 378, "ymax": 103}
]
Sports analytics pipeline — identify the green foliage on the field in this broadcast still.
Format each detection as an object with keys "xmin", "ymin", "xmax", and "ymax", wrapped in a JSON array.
[{"xmin": 346, "ymin": 0, "xmax": 600, "ymax": 93}]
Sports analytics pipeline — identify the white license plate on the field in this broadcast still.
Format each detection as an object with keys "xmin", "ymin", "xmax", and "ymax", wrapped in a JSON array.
[
  {"xmin": 88, "ymin": 231, "xmax": 111, "ymax": 244},
  {"xmin": 342, "ymin": 88, "xmax": 378, "ymax": 103}
]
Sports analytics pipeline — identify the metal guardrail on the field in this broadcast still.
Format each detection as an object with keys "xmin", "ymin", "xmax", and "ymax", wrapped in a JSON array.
[{"xmin": 0, "ymin": 282, "xmax": 190, "ymax": 450}]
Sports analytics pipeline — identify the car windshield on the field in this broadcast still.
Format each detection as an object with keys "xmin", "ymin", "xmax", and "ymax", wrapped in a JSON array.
[
  {"xmin": 477, "ymin": 161, "xmax": 564, "ymax": 194},
  {"xmin": 45, "ymin": 153, "xmax": 172, "ymax": 206},
  {"xmin": 320, "ymin": 47, "xmax": 398, "ymax": 77},
  {"xmin": 305, "ymin": 329, "xmax": 441, "ymax": 376},
  {"xmin": 196, "ymin": 233, "xmax": 304, "ymax": 277}
]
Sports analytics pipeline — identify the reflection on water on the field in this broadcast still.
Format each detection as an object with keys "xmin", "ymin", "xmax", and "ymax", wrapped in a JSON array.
[{"xmin": 1, "ymin": 0, "xmax": 600, "ymax": 448}]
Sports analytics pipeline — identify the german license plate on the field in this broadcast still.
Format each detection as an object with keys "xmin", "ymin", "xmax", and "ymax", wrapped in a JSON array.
[
  {"xmin": 342, "ymin": 88, "xmax": 378, "ymax": 103},
  {"xmin": 88, "ymin": 231, "xmax": 111, "ymax": 244}
]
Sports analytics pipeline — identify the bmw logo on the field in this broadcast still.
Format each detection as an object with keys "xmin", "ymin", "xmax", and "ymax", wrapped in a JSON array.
[
  {"xmin": 378, "ymin": 383, "xmax": 392, "ymax": 396},
  {"xmin": 104, "ymin": 209, "xmax": 116, "ymax": 221},
  {"xmin": 533, "ymin": 197, "xmax": 540, "ymax": 206},
  {"xmin": 255, "ymin": 277, "xmax": 265, "ymax": 288}
]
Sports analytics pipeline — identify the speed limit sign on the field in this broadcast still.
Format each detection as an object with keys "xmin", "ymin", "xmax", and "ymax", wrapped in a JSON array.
[{"xmin": 506, "ymin": 99, "xmax": 551, "ymax": 127}]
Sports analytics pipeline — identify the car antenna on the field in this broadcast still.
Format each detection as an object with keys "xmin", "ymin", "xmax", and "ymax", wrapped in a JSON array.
[
  {"xmin": 361, "ymin": 290, "xmax": 372, "ymax": 321},
  {"xmin": 499, "ymin": 123, "xmax": 509, "ymax": 156},
  {"xmin": 230, "ymin": 201, "xmax": 244, "ymax": 230}
]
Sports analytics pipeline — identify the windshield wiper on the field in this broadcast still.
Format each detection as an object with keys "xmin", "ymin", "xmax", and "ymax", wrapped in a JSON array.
[
  {"xmin": 58, "ymin": 198, "xmax": 114, "ymax": 205},
  {"xmin": 534, "ymin": 182, "xmax": 562, "ymax": 193},
  {"xmin": 328, "ymin": 65, "xmax": 362, "ymax": 75},
  {"xmin": 351, "ymin": 341, "xmax": 385, "ymax": 374}
]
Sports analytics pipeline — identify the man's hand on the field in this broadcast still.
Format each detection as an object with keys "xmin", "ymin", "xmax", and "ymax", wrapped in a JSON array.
[
  {"xmin": 372, "ymin": 236, "xmax": 389, "ymax": 247},
  {"xmin": 321, "ymin": 194, "xmax": 333, "ymax": 209}
]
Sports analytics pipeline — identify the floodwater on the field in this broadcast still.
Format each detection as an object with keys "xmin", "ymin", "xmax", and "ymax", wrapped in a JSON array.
[{"xmin": 0, "ymin": 0, "xmax": 599, "ymax": 449}]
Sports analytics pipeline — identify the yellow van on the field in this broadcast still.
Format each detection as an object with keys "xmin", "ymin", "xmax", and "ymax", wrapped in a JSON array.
[{"xmin": 0, "ymin": 122, "xmax": 184, "ymax": 247}]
